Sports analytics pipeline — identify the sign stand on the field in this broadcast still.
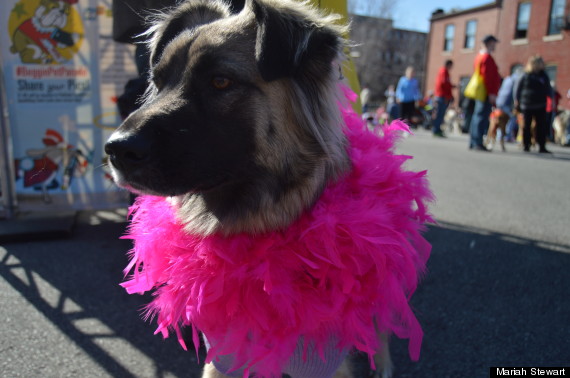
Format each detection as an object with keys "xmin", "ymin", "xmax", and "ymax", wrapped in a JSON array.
[{"xmin": 0, "ymin": 62, "xmax": 17, "ymax": 219}]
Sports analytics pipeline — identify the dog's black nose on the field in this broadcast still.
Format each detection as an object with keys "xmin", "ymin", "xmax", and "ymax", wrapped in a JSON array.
[{"xmin": 105, "ymin": 134, "xmax": 151, "ymax": 170}]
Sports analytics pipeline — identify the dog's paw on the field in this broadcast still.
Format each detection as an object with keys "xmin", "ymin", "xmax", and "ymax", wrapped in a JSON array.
[
  {"xmin": 370, "ymin": 365, "xmax": 393, "ymax": 378},
  {"xmin": 380, "ymin": 365, "xmax": 394, "ymax": 378}
]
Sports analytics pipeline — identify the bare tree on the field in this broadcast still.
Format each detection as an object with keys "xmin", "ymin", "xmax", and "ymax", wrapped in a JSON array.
[
  {"xmin": 349, "ymin": 13, "xmax": 428, "ymax": 106},
  {"xmin": 348, "ymin": 0, "xmax": 397, "ymax": 18}
]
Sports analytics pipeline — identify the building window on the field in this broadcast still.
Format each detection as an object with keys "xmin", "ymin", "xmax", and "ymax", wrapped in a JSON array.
[
  {"xmin": 548, "ymin": 0, "xmax": 565, "ymax": 35},
  {"xmin": 545, "ymin": 65, "xmax": 557, "ymax": 83},
  {"xmin": 515, "ymin": 2, "xmax": 531, "ymax": 39},
  {"xmin": 464, "ymin": 20, "xmax": 477, "ymax": 49},
  {"xmin": 444, "ymin": 24, "xmax": 455, "ymax": 51}
]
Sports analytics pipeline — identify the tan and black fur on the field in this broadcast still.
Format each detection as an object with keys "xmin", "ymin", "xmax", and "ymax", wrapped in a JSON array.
[
  {"xmin": 105, "ymin": 0, "xmax": 392, "ymax": 376},
  {"xmin": 106, "ymin": 0, "xmax": 349, "ymax": 236}
]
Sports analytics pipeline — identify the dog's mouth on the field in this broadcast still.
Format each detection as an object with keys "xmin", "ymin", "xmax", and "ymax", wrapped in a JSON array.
[
  {"xmin": 105, "ymin": 119, "xmax": 256, "ymax": 197},
  {"xmin": 107, "ymin": 159, "xmax": 235, "ymax": 198},
  {"xmin": 106, "ymin": 164, "xmax": 151, "ymax": 195}
]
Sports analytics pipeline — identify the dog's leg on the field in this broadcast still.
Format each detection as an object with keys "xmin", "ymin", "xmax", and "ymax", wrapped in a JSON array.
[
  {"xmin": 486, "ymin": 118, "xmax": 497, "ymax": 150},
  {"xmin": 499, "ymin": 123, "xmax": 506, "ymax": 152},
  {"xmin": 202, "ymin": 362, "xmax": 233, "ymax": 378},
  {"xmin": 372, "ymin": 331, "xmax": 393, "ymax": 378},
  {"xmin": 553, "ymin": 118, "xmax": 561, "ymax": 145},
  {"xmin": 333, "ymin": 357, "xmax": 353, "ymax": 378}
]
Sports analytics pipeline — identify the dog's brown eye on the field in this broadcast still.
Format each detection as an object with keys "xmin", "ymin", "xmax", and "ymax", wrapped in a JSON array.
[{"xmin": 211, "ymin": 76, "xmax": 232, "ymax": 90}]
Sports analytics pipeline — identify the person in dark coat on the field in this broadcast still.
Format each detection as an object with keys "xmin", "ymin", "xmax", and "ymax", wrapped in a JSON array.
[{"xmin": 515, "ymin": 55, "xmax": 553, "ymax": 153}]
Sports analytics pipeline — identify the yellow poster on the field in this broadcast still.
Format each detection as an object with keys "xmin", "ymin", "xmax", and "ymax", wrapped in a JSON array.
[{"xmin": 8, "ymin": 0, "xmax": 84, "ymax": 65}]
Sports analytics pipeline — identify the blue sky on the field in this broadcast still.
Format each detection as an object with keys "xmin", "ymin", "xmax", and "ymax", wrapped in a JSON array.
[{"xmin": 391, "ymin": 0, "xmax": 491, "ymax": 32}]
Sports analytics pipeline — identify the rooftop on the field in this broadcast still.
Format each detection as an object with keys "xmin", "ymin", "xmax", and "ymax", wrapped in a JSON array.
[{"xmin": 430, "ymin": 1, "xmax": 500, "ymax": 22}]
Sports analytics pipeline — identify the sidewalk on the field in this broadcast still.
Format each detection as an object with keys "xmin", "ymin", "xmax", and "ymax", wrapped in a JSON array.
[
  {"xmin": 0, "ymin": 208, "xmax": 205, "ymax": 378},
  {"xmin": 0, "ymin": 210, "xmax": 77, "ymax": 243}
]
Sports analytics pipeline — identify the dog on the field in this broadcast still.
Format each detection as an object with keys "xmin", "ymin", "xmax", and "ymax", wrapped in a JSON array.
[
  {"xmin": 442, "ymin": 107, "xmax": 463, "ymax": 135},
  {"xmin": 105, "ymin": 0, "xmax": 431, "ymax": 377},
  {"xmin": 553, "ymin": 110, "xmax": 570, "ymax": 146},
  {"xmin": 485, "ymin": 109, "xmax": 510, "ymax": 151}
]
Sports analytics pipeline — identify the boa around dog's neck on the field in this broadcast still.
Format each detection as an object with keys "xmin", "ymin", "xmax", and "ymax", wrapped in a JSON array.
[{"xmin": 121, "ymin": 90, "xmax": 434, "ymax": 377}]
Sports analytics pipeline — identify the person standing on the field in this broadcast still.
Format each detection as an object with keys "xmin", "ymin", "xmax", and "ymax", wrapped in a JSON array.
[
  {"xmin": 396, "ymin": 66, "xmax": 421, "ymax": 126},
  {"xmin": 546, "ymin": 81, "xmax": 561, "ymax": 141},
  {"xmin": 515, "ymin": 55, "xmax": 553, "ymax": 153},
  {"xmin": 493, "ymin": 67, "xmax": 523, "ymax": 144},
  {"xmin": 432, "ymin": 60, "xmax": 454, "ymax": 137},
  {"xmin": 385, "ymin": 84, "xmax": 399, "ymax": 121},
  {"xmin": 466, "ymin": 35, "xmax": 501, "ymax": 151}
]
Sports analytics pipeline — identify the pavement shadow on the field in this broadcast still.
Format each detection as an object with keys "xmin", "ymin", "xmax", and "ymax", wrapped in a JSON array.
[
  {"xmin": 1, "ymin": 214, "xmax": 569, "ymax": 377},
  {"xmin": 0, "ymin": 210, "xmax": 204, "ymax": 378},
  {"xmin": 522, "ymin": 148, "xmax": 570, "ymax": 162},
  {"xmin": 387, "ymin": 222, "xmax": 570, "ymax": 378}
]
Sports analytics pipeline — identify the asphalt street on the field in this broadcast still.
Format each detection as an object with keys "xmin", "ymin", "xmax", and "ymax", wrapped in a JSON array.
[{"xmin": 1, "ymin": 129, "xmax": 569, "ymax": 377}]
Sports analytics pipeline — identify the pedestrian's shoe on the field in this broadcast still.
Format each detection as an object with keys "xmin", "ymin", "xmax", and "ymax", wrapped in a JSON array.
[
  {"xmin": 523, "ymin": 146, "xmax": 530, "ymax": 152},
  {"xmin": 433, "ymin": 131, "xmax": 447, "ymax": 138},
  {"xmin": 539, "ymin": 148, "xmax": 552, "ymax": 154},
  {"xmin": 472, "ymin": 144, "xmax": 490, "ymax": 152}
]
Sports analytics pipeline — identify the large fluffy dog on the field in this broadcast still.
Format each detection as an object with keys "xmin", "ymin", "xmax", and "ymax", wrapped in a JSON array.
[{"xmin": 105, "ymin": 0, "xmax": 432, "ymax": 377}]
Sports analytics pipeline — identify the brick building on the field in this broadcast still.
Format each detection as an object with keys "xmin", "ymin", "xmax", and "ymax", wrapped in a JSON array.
[
  {"xmin": 350, "ymin": 15, "xmax": 428, "ymax": 104},
  {"xmin": 425, "ymin": 0, "xmax": 570, "ymax": 106}
]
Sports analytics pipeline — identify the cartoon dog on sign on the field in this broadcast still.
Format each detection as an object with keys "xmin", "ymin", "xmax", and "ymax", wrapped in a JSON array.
[{"xmin": 10, "ymin": 0, "xmax": 79, "ymax": 64}]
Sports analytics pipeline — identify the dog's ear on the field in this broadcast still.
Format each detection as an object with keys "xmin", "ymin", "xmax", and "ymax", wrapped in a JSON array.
[
  {"xmin": 150, "ymin": 0, "xmax": 231, "ymax": 66},
  {"xmin": 250, "ymin": 0, "xmax": 344, "ymax": 81}
]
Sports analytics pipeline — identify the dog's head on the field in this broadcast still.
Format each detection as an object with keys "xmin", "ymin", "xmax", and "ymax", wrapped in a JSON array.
[{"xmin": 105, "ymin": 0, "xmax": 350, "ymax": 235}]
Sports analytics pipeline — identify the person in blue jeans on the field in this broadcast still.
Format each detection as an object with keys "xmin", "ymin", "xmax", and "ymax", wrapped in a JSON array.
[
  {"xmin": 467, "ymin": 35, "xmax": 501, "ymax": 151},
  {"xmin": 432, "ymin": 60, "xmax": 454, "ymax": 137}
]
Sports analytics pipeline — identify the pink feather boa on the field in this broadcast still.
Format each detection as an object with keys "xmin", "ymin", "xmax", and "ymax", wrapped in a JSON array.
[{"xmin": 120, "ymin": 92, "xmax": 434, "ymax": 377}]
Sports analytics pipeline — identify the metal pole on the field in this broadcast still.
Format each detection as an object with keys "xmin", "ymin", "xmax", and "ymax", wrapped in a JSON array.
[{"xmin": 0, "ymin": 61, "xmax": 18, "ymax": 219}]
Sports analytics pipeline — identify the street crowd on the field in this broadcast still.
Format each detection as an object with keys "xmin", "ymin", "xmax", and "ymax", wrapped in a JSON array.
[{"xmin": 362, "ymin": 35, "xmax": 570, "ymax": 152}]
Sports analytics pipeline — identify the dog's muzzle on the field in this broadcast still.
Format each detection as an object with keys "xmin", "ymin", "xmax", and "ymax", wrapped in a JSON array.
[{"xmin": 105, "ymin": 133, "xmax": 151, "ymax": 173}]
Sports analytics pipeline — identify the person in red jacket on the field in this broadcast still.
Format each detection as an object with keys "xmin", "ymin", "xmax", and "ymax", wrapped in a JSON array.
[
  {"xmin": 546, "ymin": 82, "xmax": 561, "ymax": 141},
  {"xmin": 467, "ymin": 35, "xmax": 501, "ymax": 151},
  {"xmin": 432, "ymin": 60, "xmax": 455, "ymax": 137}
]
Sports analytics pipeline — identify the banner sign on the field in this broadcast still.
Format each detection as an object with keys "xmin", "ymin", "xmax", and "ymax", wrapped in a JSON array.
[{"xmin": 1, "ymin": 0, "xmax": 135, "ymax": 210}]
